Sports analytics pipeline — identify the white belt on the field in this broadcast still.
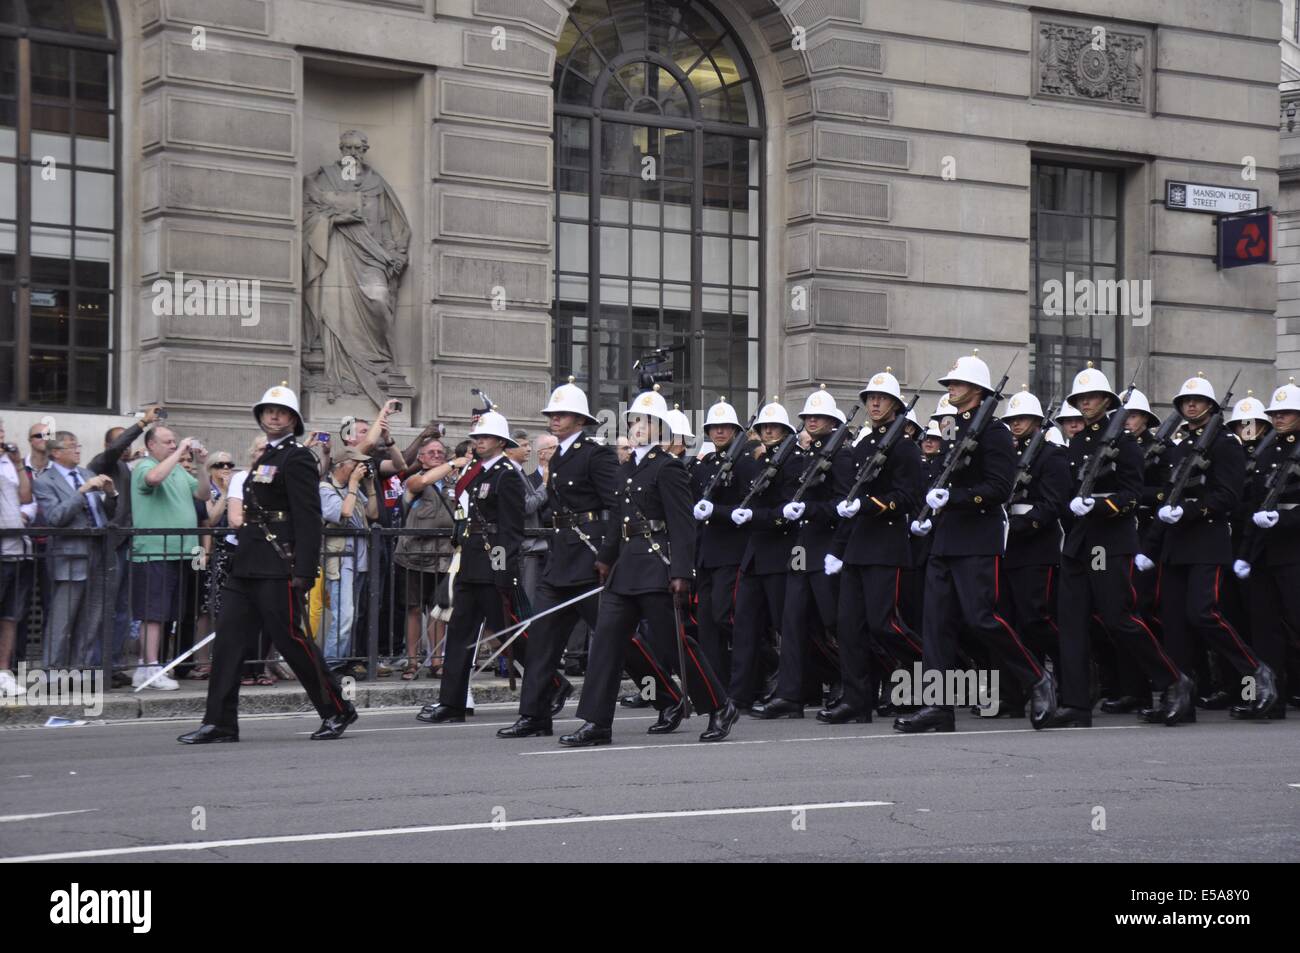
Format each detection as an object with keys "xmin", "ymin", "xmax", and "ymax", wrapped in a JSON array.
[
  {"xmin": 1279, "ymin": 503, "xmax": 1299, "ymax": 510},
  {"xmin": 1009, "ymin": 503, "xmax": 1034, "ymax": 516},
  {"xmin": 1091, "ymin": 492, "xmax": 1115, "ymax": 498}
]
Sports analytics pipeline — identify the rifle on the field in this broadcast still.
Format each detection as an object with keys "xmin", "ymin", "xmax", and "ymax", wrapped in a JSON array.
[
  {"xmin": 1142, "ymin": 409, "xmax": 1183, "ymax": 469},
  {"xmin": 788, "ymin": 404, "xmax": 862, "ymax": 506},
  {"xmin": 1075, "ymin": 361, "xmax": 1145, "ymax": 499},
  {"xmin": 700, "ymin": 414, "xmax": 759, "ymax": 502},
  {"xmin": 737, "ymin": 433, "xmax": 799, "ymax": 510},
  {"xmin": 1245, "ymin": 427, "xmax": 1278, "ymax": 480},
  {"xmin": 1164, "ymin": 370, "xmax": 1240, "ymax": 510},
  {"xmin": 1009, "ymin": 397, "xmax": 1060, "ymax": 505},
  {"xmin": 913, "ymin": 356, "xmax": 1017, "ymax": 525},
  {"xmin": 844, "ymin": 390, "xmax": 925, "ymax": 505}
]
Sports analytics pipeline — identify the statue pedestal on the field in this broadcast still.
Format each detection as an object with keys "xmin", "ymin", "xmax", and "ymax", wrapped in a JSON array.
[{"xmin": 301, "ymin": 381, "xmax": 417, "ymax": 436}]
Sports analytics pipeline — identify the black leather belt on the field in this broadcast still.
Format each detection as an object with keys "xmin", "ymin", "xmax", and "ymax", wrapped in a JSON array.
[
  {"xmin": 622, "ymin": 519, "xmax": 666, "ymax": 539},
  {"xmin": 252, "ymin": 510, "xmax": 289, "ymax": 522},
  {"xmin": 467, "ymin": 521, "xmax": 498, "ymax": 535},
  {"xmin": 552, "ymin": 511, "xmax": 602, "ymax": 530}
]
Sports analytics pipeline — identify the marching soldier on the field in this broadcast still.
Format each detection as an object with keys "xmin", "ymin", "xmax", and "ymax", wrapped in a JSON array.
[
  {"xmin": 690, "ymin": 398, "xmax": 753, "ymax": 676},
  {"xmin": 901, "ymin": 418, "xmax": 948, "ymax": 640},
  {"xmin": 1236, "ymin": 380, "xmax": 1300, "ymax": 718},
  {"xmin": 498, "ymin": 380, "xmax": 618, "ymax": 739},
  {"xmin": 560, "ymin": 386, "xmax": 737, "ymax": 746},
  {"xmin": 1221, "ymin": 392, "xmax": 1275, "ymax": 656},
  {"xmin": 726, "ymin": 398, "xmax": 799, "ymax": 710},
  {"xmin": 818, "ymin": 369, "xmax": 921, "ymax": 723},
  {"xmin": 1055, "ymin": 401, "xmax": 1085, "ymax": 441},
  {"xmin": 997, "ymin": 388, "xmax": 1071, "ymax": 712},
  {"xmin": 1043, "ymin": 365, "xmax": 1192, "ymax": 728},
  {"xmin": 179, "ymin": 384, "xmax": 356, "ymax": 744},
  {"xmin": 752, "ymin": 385, "xmax": 851, "ymax": 718},
  {"xmin": 897, "ymin": 353, "xmax": 1057, "ymax": 733},
  {"xmin": 418, "ymin": 410, "xmax": 525, "ymax": 724},
  {"xmin": 1152, "ymin": 374, "xmax": 1278, "ymax": 720}
]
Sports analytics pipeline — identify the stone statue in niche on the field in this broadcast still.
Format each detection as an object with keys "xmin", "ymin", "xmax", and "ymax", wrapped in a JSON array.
[{"xmin": 303, "ymin": 129, "xmax": 412, "ymax": 406}]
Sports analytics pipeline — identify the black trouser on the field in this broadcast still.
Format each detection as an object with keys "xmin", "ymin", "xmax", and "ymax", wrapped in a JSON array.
[
  {"xmin": 1057, "ymin": 553, "xmax": 1179, "ymax": 710},
  {"xmin": 922, "ymin": 555, "xmax": 1043, "ymax": 707},
  {"xmin": 899, "ymin": 564, "xmax": 925, "ymax": 634},
  {"xmin": 576, "ymin": 589, "xmax": 727, "ymax": 728},
  {"xmin": 436, "ymin": 579, "xmax": 509, "ymax": 711},
  {"xmin": 517, "ymin": 580, "xmax": 600, "ymax": 719},
  {"xmin": 776, "ymin": 569, "xmax": 841, "ymax": 703},
  {"xmin": 837, "ymin": 564, "xmax": 920, "ymax": 712},
  {"xmin": 730, "ymin": 571, "xmax": 785, "ymax": 705},
  {"xmin": 696, "ymin": 564, "xmax": 740, "ymax": 677},
  {"xmin": 1246, "ymin": 562, "xmax": 1299, "ymax": 701},
  {"xmin": 1161, "ymin": 563, "xmax": 1259, "ymax": 684},
  {"xmin": 204, "ymin": 576, "xmax": 347, "ymax": 728},
  {"xmin": 998, "ymin": 564, "xmax": 1061, "ymax": 670}
]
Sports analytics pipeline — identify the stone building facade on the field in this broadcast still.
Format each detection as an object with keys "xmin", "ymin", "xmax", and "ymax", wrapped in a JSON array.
[{"xmin": 0, "ymin": 0, "xmax": 1284, "ymax": 450}]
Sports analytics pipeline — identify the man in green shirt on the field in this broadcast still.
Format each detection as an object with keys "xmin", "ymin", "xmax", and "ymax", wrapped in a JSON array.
[{"xmin": 130, "ymin": 426, "xmax": 208, "ymax": 689}]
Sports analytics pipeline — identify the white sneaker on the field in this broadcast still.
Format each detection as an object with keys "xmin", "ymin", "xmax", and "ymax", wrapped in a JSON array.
[
  {"xmin": 0, "ymin": 670, "xmax": 24, "ymax": 697},
  {"xmin": 131, "ymin": 664, "xmax": 149, "ymax": 689},
  {"xmin": 144, "ymin": 665, "xmax": 179, "ymax": 691}
]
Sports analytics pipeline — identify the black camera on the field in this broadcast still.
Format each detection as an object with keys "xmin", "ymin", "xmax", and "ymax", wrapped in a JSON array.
[
  {"xmin": 634, "ymin": 347, "xmax": 675, "ymax": 392},
  {"xmin": 1, "ymin": 442, "xmax": 17, "ymax": 453}
]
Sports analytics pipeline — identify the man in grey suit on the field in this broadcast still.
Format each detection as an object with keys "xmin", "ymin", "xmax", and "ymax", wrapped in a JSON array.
[{"xmin": 33, "ymin": 432, "xmax": 117, "ymax": 669}]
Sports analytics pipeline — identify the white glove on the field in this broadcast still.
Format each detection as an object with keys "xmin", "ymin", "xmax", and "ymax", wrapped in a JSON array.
[
  {"xmin": 1134, "ymin": 553, "xmax": 1154, "ymax": 573},
  {"xmin": 782, "ymin": 502, "xmax": 806, "ymax": 522},
  {"xmin": 730, "ymin": 507, "xmax": 753, "ymax": 526},
  {"xmin": 836, "ymin": 498, "xmax": 861, "ymax": 519},
  {"xmin": 1069, "ymin": 496, "xmax": 1095, "ymax": 518},
  {"xmin": 910, "ymin": 518, "xmax": 932, "ymax": 537},
  {"xmin": 925, "ymin": 488, "xmax": 950, "ymax": 512},
  {"xmin": 1157, "ymin": 504, "xmax": 1183, "ymax": 525},
  {"xmin": 1253, "ymin": 510, "xmax": 1279, "ymax": 529},
  {"xmin": 692, "ymin": 500, "xmax": 714, "ymax": 521},
  {"xmin": 823, "ymin": 554, "xmax": 843, "ymax": 576},
  {"xmin": 1233, "ymin": 559, "xmax": 1251, "ymax": 580}
]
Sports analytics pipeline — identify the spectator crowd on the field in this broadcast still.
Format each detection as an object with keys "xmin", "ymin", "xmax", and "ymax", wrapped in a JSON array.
[{"xmin": 0, "ymin": 401, "xmax": 578, "ymax": 698}]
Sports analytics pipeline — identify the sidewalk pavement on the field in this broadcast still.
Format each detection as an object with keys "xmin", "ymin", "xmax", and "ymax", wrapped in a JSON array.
[{"xmin": 0, "ymin": 671, "xmax": 639, "ymax": 726}]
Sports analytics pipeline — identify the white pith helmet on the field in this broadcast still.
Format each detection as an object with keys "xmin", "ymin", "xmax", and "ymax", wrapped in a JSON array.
[
  {"xmin": 1173, "ymin": 372, "xmax": 1220, "ymax": 413},
  {"xmin": 625, "ymin": 384, "xmax": 673, "ymax": 425},
  {"xmin": 1124, "ymin": 388, "xmax": 1161, "ymax": 429},
  {"xmin": 542, "ymin": 376, "xmax": 599, "ymax": 424},
  {"xmin": 1228, "ymin": 392, "xmax": 1270, "ymax": 426},
  {"xmin": 799, "ymin": 384, "xmax": 846, "ymax": 424},
  {"xmin": 938, "ymin": 350, "xmax": 993, "ymax": 393},
  {"xmin": 468, "ymin": 410, "xmax": 518, "ymax": 449},
  {"xmin": 859, "ymin": 367, "xmax": 904, "ymax": 407},
  {"xmin": 1066, "ymin": 361, "xmax": 1119, "ymax": 408},
  {"xmin": 665, "ymin": 405, "xmax": 694, "ymax": 438},
  {"xmin": 755, "ymin": 396, "xmax": 795, "ymax": 434},
  {"xmin": 703, "ymin": 396, "xmax": 741, "ymax": 430},
  {"xmin": 1266, "ymin": 379, "xmax": 1300, "ymax": 414},
  {"xmin": 254, "ymin": 381, "xmax": 304, "ymax": 436},
  {"xmin": 1004, "ymin": 386, "xmax": 1045, "ymax": 421}
]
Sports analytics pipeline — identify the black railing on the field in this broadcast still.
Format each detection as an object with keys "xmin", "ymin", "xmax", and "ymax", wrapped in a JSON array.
[{"xmin": 0, "ymin": 525, "xmax": 556, "ymax": 689}]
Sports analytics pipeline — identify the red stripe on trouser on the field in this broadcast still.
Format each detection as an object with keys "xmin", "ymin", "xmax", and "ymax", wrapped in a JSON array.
[
  {"xmin": 1045, "ymin": 567, "xmax": 1059, "ymax": 634},
  {"xmin": 1211, "ymin": 566, "xmax": 1258, "ymax": 668},
  {"xmin": 632, "ymin": 635, "xmax": 681, "ymax": 704},
  {"xmin": 992, "ymin": 558, "xmax": 1043, "ymax": 679},
  {"xmin": 1125, "ymin": 559, "xmax": 1179, "ymax": 680},
  {"xmin": 889, "ymin": 568, "xmax": 921, "ymax": 653},
  {"xmin": 730, "ymin": 567, "xmax": 742, "ymax": 625},
  {"xmin": 680, "ymin": 626, "xmax": 721, "ymax": 710},
  {"xmin": 287, "ymin": 581, "xmax": 342, "ymax": 711}
]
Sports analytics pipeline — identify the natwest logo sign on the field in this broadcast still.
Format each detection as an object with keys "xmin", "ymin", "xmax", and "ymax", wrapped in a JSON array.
[{"xmin": 1217, "ymin": 208, "xmax": 1274, "ymax": 270}]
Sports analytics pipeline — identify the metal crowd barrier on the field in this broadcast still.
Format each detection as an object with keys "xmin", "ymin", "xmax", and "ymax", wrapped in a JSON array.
[{"xmin": 0, "ymin": 526, "xmax": 560, "ymax": 689}]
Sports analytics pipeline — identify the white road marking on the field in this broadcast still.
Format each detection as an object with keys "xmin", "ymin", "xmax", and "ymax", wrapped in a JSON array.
[
  {"xmin": 1289, "ymin": 783, "xmax": 1300, "ymax": 788},
  {"xmin": 0, "ymin": 809, "xmax": 98, "ymax": 823},
  {"xmin": 521, "ymin": 724, "xmax": 1144, "ymax": 755},
  {"xmin": 0, "ymin": 800, "xmax": 892, "ymax": 863}
]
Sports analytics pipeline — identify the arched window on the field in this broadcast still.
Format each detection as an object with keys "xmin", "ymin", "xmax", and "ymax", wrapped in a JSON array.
[
  {"xmin": 554, "ymin": 0, "xmax": 763, "ymax": 414},
  {"xmin": 0, "ymin": 0, "xmax": 117, "ymax": 408}
]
